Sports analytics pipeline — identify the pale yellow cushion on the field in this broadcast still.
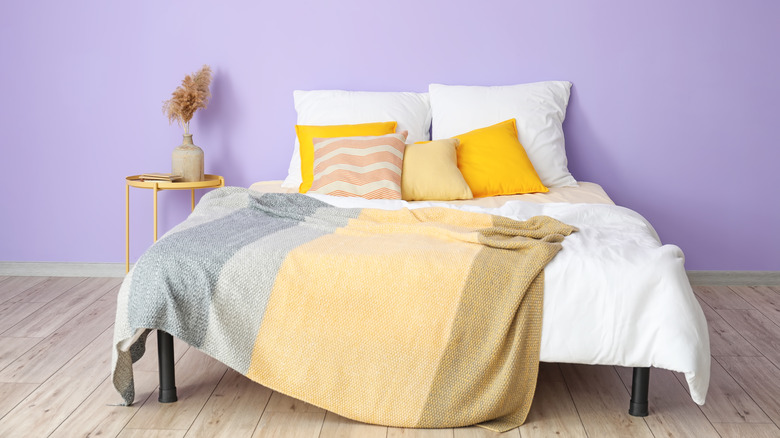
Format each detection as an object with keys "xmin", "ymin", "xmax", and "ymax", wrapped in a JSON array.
[
  {"xmin": 296, "ymin": 121, "xmax": 397, "ymax": 193},
  {"xmin": 454, "ymin": 119, "xmax": 548, "ymax": 197},
  {"xmin": 401, "ymin": 139, "xmax": 473, "ymax": 201}
]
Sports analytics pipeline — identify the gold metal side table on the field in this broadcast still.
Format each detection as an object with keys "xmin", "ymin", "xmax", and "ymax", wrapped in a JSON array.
[{"xmin": 125, "ymin": 174, "xmax": 225, "ymax": 273}]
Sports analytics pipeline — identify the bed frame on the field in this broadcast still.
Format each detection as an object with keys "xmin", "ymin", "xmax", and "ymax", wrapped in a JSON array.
[{"xmin": 154, "ymin": 330, "xmax": 651, "ymax": 417}]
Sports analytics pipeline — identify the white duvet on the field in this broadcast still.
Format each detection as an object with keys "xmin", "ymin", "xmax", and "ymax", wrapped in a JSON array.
[{"xmin": 305, "ymin": 192, "xmax": 711, "ymax": 405}]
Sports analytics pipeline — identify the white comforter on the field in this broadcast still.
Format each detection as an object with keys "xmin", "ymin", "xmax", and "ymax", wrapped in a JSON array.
[{"xmin": 306, "ymin": 193, "xmax": 710, "ymax": 405}]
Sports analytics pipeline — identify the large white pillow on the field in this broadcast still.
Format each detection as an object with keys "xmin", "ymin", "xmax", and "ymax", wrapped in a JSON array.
[
  {"xmin": 429, "ymin": 82, "xmax": 577, "ymax": 188},
  {"xmin": 282, "ymin": 90, "xmax": 432, "ymax": 188}
]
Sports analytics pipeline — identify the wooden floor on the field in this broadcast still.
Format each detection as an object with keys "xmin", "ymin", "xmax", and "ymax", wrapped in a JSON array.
[{"xmin": 0, "ymin": 277, "xmax": 779, "ymax": 437}]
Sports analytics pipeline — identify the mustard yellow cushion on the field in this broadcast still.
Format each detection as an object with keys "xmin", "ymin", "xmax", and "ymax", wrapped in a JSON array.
[
  {"xmin": 401, "ymin": 139, "xmax": 473, "ymax": 201},
  {"xmin": 297, "ymin": 121, "xmax": 397, "ymax": 193},
  {"xmin": 454, "ymin": 119, "xmax": 548, "ymax": 197}
]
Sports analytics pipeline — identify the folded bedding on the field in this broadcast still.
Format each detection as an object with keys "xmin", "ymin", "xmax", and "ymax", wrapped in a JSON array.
[{"xmin": 113, "ymin": 188, "xmax": 577, "ymax": 431}]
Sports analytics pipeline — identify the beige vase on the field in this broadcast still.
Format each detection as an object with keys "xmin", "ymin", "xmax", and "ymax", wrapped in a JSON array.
[{"xmin": 172, "ymin": 134, "xmax": 204, "ymax": 182}]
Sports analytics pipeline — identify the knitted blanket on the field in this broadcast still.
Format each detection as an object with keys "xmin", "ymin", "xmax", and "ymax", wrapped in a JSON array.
[{"xmin": 112, "ymin": 187, "xmax": 576, "ymax": 431}]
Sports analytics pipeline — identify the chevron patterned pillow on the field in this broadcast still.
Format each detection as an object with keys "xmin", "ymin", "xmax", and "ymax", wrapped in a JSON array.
[{"xmin": 309, "ymin": 131, "xmax": 408, "ymax": 199}]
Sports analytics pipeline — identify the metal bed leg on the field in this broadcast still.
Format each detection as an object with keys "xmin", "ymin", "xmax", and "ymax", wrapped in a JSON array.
[
  {"xmin": 628, "ymin": 367, "xmax": 649, "ymax": 416},
  {"xmin": 157, "ymin": 330, "xmax": 178, "ymax": 403}
]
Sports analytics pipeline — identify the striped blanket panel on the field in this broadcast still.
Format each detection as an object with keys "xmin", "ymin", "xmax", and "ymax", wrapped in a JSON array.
[{"xmin": 112, "ymin": 187, "xmax": 575, "ymax": 431}]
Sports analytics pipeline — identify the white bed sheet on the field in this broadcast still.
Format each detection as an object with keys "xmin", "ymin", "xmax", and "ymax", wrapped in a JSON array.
[
  {"xmin": 248, "ymin": 181, "xmax": 710, "ymax": 405},
  {"xmin": 248, "ymin": 180, "xmax": 616, "ymax": 206}
]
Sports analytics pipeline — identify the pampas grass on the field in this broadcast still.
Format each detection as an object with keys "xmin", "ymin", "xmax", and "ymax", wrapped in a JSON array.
[{"xmin": 162, "ymin": 65, "xmax": 212, "ymax": 135}]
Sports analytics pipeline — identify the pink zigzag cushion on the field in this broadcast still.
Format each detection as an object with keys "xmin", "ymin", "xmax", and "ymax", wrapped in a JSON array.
[{"xmin": 310, "ymin": 132, "xmax": 408, "ymax": 199}]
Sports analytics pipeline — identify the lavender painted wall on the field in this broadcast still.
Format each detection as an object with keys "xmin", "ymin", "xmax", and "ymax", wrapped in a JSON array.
[{"xmin": 1, "ymin": 1, "xmax": 778, "ymax": 270}]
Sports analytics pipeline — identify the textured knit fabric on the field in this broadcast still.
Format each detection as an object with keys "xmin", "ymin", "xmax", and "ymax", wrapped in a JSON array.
[{"xmin": 112, "ymin": 187, "xmax": 576, "ymax": 432}]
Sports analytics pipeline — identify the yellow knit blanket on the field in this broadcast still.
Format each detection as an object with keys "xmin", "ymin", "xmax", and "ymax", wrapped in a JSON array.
[{"xmin": 244, "ymin": 203, "xmax": 576, "ymax": 431}]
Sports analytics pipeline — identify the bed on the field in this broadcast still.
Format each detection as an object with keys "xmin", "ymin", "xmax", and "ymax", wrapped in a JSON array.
[{"xmin": 112, "ymin": 82, "xmax": 710, "ymax": 432}]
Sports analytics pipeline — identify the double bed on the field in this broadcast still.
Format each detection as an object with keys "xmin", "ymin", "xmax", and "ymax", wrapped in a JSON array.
[{"xmin": 112, "ymin": 82, "xmax": 710, "ymax": 431}]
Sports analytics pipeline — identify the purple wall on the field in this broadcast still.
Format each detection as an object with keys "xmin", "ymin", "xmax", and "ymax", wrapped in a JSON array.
[{"xmin": 1, "ymin": 1, "xmax": 778, "ymax": 270}]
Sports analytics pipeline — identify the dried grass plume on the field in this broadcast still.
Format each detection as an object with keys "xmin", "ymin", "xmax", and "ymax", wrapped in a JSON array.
[{"xmin": 162, "ymin": 65, "xmax": 212, "ymax": 135}]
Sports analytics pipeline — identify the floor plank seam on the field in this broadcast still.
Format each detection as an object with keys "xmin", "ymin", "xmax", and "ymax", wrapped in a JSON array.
[
  {"xmin": 0, "ymin": 337, "xmax": 46, "ymax": 375},
  {"xmin": 0, "ymin": 282, "xmax": 119, "ymax": 339},
  {"xmin": 7, "ymin": 277, "xmax": 88, "ymax": 306},
  {"xmin": 250, "ymin": 384, "xmax": 275, "ymax": 438},
  {"xmin": 558, "ymin": 364, "xmax": 589, "ymax": 437},
  {"xmin": 710, "ymin": 308, "xmax": 768, "ymax": 361},
  {"xmin": 714, "ymin": 304, "xmax": 780, "ymax": 371},
  {"xmin": 728, "ymin": 286, "xmax": 780, "ymax": 331},
  {"xmin": 25, "ymin": 277, "xmax": 90, "ymax": 305},
  {"xmin": 183, "ymin": 367, "xmax": 230, "ymax": 436},
  {"xmin": 707, "ymin": 294, "xmax": 780, "ymax": 429},
  {"xmin": 2, "ymin": 372, "xmax": 111, "ymax": 437},
  {"xmin": 314, "ymin": 412, "xmax": 327, "ymax": 438},
  {"xmin": 119, "ymin": 375, "xmax": 165, "ymax": 437},
  {"xmin": 712, "ymin": 355, "xmax": 780, "ymax": 430},
  {"xmin": 46, "ymin": 374, "xmax": 112, "ymax": 438},
  {"xmin": 0, "ymin": 277, "xmax": 49, "ymax": 306},
  {"xmin": 39, "ymin": 323, "xmax": 116, "ymax": 385},
  {"xmin": 710, "ymin": 353, "xmax": 763, "ymax": 358},
  {"xmin": 9, "ymin": 323, "xmax": 115, "ymax": 387},
  {"xmin": 0, "ymin": 385, "xmax": 38, "ymax": 424}
]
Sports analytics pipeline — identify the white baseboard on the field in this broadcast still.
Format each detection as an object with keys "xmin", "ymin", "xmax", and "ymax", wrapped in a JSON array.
[
  {"xmin": 1, "ymin": 262, "xmax": 778, "ymax": 285},
  {"xmin": 0, "ymin": 262, "xmax": 129, "ymax": 278},
  {"xmin": 686, "ymin": 270, "xmax": 780, "ymax": 286}
]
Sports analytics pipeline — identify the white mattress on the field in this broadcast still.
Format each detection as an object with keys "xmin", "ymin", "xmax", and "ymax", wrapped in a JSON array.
[
  {"xmin": 249, "ymin": 180, "xmax": 616, "ymax": 206},
  {"xmin": 248, "ymin": 181, "xmax": 710, "ymax": 405}
]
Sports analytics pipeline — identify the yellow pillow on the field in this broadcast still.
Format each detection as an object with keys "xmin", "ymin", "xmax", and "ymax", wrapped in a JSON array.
[
  {"xmin": 296, "ymin": 121, "xmax": 397, "ymax": 193},
  {"xmin": 454, "ymin": 119, "xmax": 548, "ymax": 197},
  {"xmin": 401, "ymin": 139, "xmax": 473, "ymax": 201}
]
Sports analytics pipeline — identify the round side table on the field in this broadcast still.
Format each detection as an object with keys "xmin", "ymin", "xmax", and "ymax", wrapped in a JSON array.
[{"xmin": 125, "ymin": 174, "xmax": 225, "ymax": 273}]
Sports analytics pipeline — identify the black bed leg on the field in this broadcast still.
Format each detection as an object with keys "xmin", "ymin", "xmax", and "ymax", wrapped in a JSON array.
[
  {"xmin": 628, "ymin": 367, "xmax": 649, "ymax": 417},
  {"xmin": 157, "ymin": 330, "xmax": 178, "ymax": 403}
]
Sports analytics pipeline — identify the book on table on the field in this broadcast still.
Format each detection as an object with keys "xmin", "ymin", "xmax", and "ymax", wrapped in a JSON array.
[{"xmin": 138, "ymin": 173, "xmax": 182, "ymax": 182}]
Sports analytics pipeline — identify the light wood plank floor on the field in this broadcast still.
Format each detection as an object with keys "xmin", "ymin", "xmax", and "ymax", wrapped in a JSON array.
[{"xmin": 0, "ymin": 277, "xmax": 778, "ymax": 437}]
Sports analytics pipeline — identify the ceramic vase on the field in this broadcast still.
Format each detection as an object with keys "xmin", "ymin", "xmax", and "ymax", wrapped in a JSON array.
[{"xmin": 172, "ymin": 134, "xmax": 204, "ymax": 182}]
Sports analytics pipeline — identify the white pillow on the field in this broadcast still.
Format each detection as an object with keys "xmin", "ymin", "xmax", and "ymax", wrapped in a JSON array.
[
  {"xmin": 282, "ymin": 90, "xmax": 432, "ymax": 188},
  {"xmin": 429, "ymin": 82, "xmax": 577, "ymax": 188}
]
